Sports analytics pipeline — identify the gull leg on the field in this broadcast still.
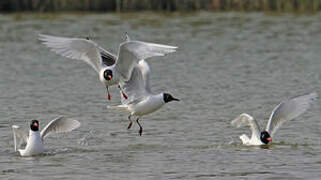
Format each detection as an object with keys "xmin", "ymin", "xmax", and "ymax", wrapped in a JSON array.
[
  {"xmin": 106, "ymin": 85, "xmax": 111, "ymax": 100},
  {"xmin": 127, "ymin": 115, "xmax": 133, "ymax": 129},
  {"xmin": 136, "ymin": 117, "xmax": 143, "ymax": 136},
  {"xmin": 118, "ymin": 85, "xmax": 128, "ymax": 99}
]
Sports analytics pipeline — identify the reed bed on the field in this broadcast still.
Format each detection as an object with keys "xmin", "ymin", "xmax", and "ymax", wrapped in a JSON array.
[{"xmin": 1, "ymin": 0, "xmax": 321, "ymax": 12}]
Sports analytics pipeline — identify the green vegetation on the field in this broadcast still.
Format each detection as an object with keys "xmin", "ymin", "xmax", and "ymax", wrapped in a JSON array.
[{"xmin": 1, "ymin": 0, "xmax": 321, "ymax": 13}]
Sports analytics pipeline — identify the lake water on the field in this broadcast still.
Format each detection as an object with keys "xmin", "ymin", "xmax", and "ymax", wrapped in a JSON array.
[{"xmin": 1, "ymin": 12, "xmax": 321, "ymax": 179}]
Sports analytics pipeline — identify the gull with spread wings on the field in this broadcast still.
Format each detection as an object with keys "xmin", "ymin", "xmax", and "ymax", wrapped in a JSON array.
[
  {"xmin": 39, "ymin": 34, "xmax": 177, "ymax": 101},
  {"xmin": 12, "ymin": 117, "xmax": 80, "ymax": 156},
  {"xmin": 231, "ymin": 92, "xmax": 317, "ymax": 145},
  {"xmin": 108, "ymin": 60, "xmax": 179, "ymax": 136}
]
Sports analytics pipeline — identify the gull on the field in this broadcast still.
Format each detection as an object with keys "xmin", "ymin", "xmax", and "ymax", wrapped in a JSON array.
[
  {"xmin": 108, "ymin": 60, "xmax": 179, "ymax": 136},
  {"xmin": 231, "ymin": 92, "xmax": 317, "ymax": 145},
  {"xmin": 38, "ymin": 34, "xmax": 177, "ymax": 101},
  {"xmin": 12, "ymin": 117, "xmax": 81, "ymax": 156}
]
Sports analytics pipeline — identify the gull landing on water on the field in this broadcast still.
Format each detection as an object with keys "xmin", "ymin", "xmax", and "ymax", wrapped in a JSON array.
[
  {"xmin": 231, "ymin": 92, "xmax": 317, "ymax": 146},
  {"xmin": 108, "ymin": 60, "xmax": 179, "ymax": 136},
  {"xmin": 38, "ymin": 34, "xmax": 177, "ymax": 101},
  {"xmin": 12, "ymin": 117, "xmax": 81, "ymax": 156}
]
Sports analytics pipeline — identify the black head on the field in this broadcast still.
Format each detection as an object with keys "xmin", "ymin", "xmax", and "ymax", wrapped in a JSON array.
[
  {"xmin": 104, "ymin": 69, "xmax": 113, "ymax": 81},
  {"xmin": 30, "ymin": 120, "xmax": 39, "ymax": 131},
  {"xmin": 260, "ymin": 131, "xmax": 272, "ymax": 144},
  {"xmin": 163, "ymin": 93, "xmax": 180, "ymax": 103}
]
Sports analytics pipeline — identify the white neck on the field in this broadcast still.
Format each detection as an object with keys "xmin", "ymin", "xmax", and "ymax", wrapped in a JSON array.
[{"xmin": 29, "ymin": 129, "xmax": 40, "ymax": 136}]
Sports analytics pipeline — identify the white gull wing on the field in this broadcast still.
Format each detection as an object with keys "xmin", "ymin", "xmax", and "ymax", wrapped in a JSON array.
[
  {"xmin": 38, "ymin": 34, "xmax": 117, "ymax": 72},
  {"xmin": 231, "ymin": 113, "xmax": 261, "ymax": 140},
  {"xmin": 119, "ymin": 60, "xmax": 151, "ymax": 105},
  {"xmin": 265, "ymin": 92, "xmax": 318, "ymax": 137},
  {"xmin": 137, "ymin": 60, "xmax": 152, "ymax": 94},
  {"xmin": 116, "ymin": 40, "xmax": 177, "ymax": 81},
  {"xmin": 40, "ymin": 117, "xmax": 81, "ymax": 139},
  {"xmin": 99, "ymin": 47, "xmax": 117, "ymax": 66},
  {"xmin": 12, "ymin": 125, "xmax": 28, "ymax": 152}
]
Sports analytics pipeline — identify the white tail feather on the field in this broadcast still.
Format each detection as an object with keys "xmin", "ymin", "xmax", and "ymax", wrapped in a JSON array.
[{"xmin": 107, "ymin": 105, "xmax": 129, "ymax": 112}]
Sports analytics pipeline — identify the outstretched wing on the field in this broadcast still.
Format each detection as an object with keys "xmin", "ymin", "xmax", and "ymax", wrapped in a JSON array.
[
  {"xmin": 265, "ymin": 92, "xmax": 318, "ymax": 137},
  {"xmin": 12, "ymin": 125, "xmax": 28, "ymax": 152},
  {"xmin": 99, "ymin": 47, "xmax": 117, "ymax": 66},
  {"xmin": 116, "ymin": 39, "xmax": 177, "ymax": 81},
  {"xmin": 231, "ymin": 113, "xmax": 261, "ymax": 139},
  {"xmin": 40, "ymin": 116, "xmax": 81, "ymax": 139},
  {"xmin": 39, "ymin": 34, "xmax": 117, "ymax": 72},
  {"xmin": 119, "ymin": 60, "xmax": 151, "ymax": 105}
]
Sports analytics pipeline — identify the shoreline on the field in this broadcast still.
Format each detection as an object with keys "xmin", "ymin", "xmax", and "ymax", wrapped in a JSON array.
[{"xmin": 1, "ymin": 0, "xmax": 321, "ymax": 13}]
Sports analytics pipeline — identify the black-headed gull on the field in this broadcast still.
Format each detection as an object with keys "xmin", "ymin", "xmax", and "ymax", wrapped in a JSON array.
[
  {"xmin": 12, "ymin": 117, "xmax": 81, "ymax": 156},
  {"xmin": 108, "ymin": 60, "xmax": 179, "ymax": 136},
  {"xmin": 38, "ymin": 34, "xmax": 177, "ymax": 101},
  {"xmin": 231, "ymin": 92, "xmax": 317, "ymax": 145}
]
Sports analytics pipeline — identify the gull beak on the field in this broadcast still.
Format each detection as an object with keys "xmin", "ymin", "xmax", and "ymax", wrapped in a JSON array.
[
  {"xmin": 107, "ymin": 75, "xmax": 112, "ymax": 80},
  {"xmin": 267, "ymin": 137, "xmax": 272, "ymax": 142},
  {"xmin": 33, "ymin": 122, "xmax": 38, "ymax": 127},
  {"xmin": 172, "ymin": 97, "xmax": 180, "ymax": 101}
]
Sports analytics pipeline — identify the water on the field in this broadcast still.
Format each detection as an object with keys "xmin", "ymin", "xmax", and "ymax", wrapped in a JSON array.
[{"xmin": 1, "ymin": 12, "xmax": 321, "ymax": 179}]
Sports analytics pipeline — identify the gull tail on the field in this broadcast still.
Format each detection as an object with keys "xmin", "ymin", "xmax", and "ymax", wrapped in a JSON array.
[{"xmin": 107, "ymin": 105, "xmax": 130, "ymax": 112}]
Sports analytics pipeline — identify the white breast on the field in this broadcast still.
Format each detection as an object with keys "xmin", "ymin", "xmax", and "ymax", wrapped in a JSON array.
[
  {"xmin": 19, "ymin": 131, "xmax": 44, "ymax": 156},
  {"xmin": 130, "ymin": 94, "xmax": 165, "ymax": 116}
]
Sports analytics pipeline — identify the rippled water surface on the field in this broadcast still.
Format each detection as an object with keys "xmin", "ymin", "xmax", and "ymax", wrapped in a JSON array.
[{"xmin": 1, "ymin": 12, "xmax": 321, "ymax": 179}]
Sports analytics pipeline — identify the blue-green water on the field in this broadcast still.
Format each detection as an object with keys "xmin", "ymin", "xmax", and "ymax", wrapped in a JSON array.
[{"xmin": 1, "ymin": 12, "xmax": 321, "ymax": 179}]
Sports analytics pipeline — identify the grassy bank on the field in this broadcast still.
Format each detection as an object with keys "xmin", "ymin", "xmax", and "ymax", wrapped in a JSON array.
[{"xmin": 1, "ymin": 0, "xmax": 321, "ymax": 13}]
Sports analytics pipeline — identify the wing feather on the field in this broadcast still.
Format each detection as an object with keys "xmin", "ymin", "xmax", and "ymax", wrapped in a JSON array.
[
  {"xmin": 265, "ymin": 92, "xmax": 318, "ymax": 137},
  {"xmin": 119, "ymin": 60, "xmax": 152, "ymax": 105},
  {"xmin": 12, "ymin": 125, "xmax": 28, "ymax": 152},
  {"xmin": 116, "ymin": 40, "xmax": 177, "ymax": 81},
  {"xmin": 40, "ymin": 117, "xmax": 81, "ymax": 139},
  {"xmin": 231, "ymin": 113, "xmax": 261, "ymax": 139},
  {"xmin": 39, "ymin": 34, "xmax": 116, "ymax": 72},
  {"xmin": 137, "ymin": 60, "xmax": 151, "ymax": 93}
]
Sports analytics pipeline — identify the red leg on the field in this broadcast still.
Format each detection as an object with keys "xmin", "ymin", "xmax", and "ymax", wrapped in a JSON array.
[
  {"xmin": 127, "ymin": 115, "xmax": 133, "ymax": 129},
  {"xmin": 118, "ymin": 85, "xmax": 128, "ymax": 99},
  {"xmin": 122, "ymin": 91, "xmax": 128, "ymax": 99},
  {"xmin": 106, "ymin": 85, "xmax": 111, "ymax": 100},
  {"xmin": 136, "ymin": 118, "xmax": 143, "ymax": 136}
]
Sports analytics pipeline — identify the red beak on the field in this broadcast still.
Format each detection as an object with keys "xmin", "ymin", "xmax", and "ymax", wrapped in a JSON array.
[
  {"xmin": 107, "ymin": 75, "xmax": 112, "ymax": 80},
  {"xmin": 33, "ymin": 122, "xmax": 38, "ymax": 127},
  {"xmin": 267, "ymin": 137, "xmax": 272, "ymax": 142}
]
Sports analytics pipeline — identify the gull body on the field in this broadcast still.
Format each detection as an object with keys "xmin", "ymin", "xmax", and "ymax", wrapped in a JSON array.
[
  {"xmin": 231, "ymin": 92, "xmax": 317, "ymax": 146},
  {"xmin": 12, "ymin": 117, "xmax": 81, "ymax": 156},
  {"xmin": 18, "ymin": 129, "xmax": 44, "ymax": 156},
  {"xmin": 39, "ymin": 34, "xmax": 177, "ymax": 100},
  {"xmin": 232, "ymin": 113, "xmax": 267, "ymax": 146},
  {"xmin": 128, "ymin": 93, "xmax": 164, "ymax": 116},
  {"xmin": 108, "ymin": 60, "xmax": 179, "ymax": 135}
]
